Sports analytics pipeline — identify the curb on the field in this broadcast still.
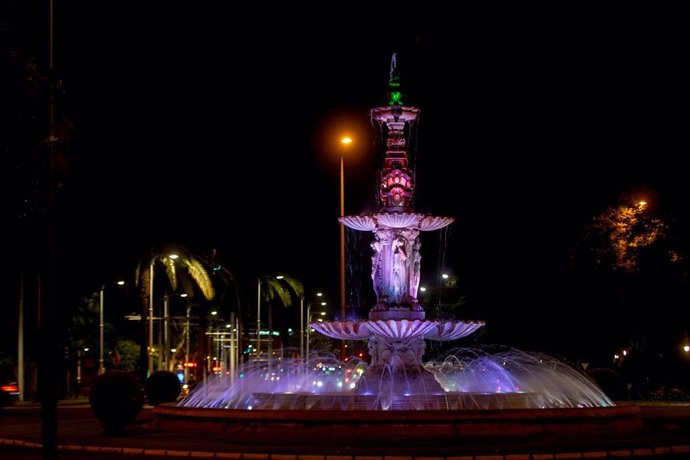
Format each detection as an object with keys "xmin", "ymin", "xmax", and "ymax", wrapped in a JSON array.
[{"xmin": 2, "ymin": 438, "xmax": 690, "ymax": 459}]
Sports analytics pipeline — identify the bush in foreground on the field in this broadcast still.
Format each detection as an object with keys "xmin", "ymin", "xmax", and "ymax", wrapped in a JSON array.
[
  {"xmin": 145, "ymin": 370, "xmax": 181, "ymax": 406},
  {"xmin": 89, "ymin": 371, "xmax": 144, "ymax": 436}
]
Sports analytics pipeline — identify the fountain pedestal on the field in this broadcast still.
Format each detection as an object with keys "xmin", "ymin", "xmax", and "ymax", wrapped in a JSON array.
[
  {"xmin": 357, "ymin": 336, "xmax": 444, "ymax": 396},
  {"xmin": 313, "ymin": 88, "xmax": 484, "ymax": 398}
]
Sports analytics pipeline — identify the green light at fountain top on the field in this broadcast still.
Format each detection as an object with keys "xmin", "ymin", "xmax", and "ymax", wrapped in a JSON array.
[{"xmin": 388, "ymin": 53, "xmax": 404, "ymax": 106}]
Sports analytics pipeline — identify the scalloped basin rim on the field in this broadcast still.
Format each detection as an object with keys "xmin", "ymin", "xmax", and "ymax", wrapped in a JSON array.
[
  {"xmin": 339, "ymin": 213, "xmax": 454, "ymax": 231},
  {"xmin": 155, "ymin": 402, "xmax": 639, "ymax": 422},
  {"xmin": 311, "ymin": 319, "xmax": 486, "ymax": 340}
]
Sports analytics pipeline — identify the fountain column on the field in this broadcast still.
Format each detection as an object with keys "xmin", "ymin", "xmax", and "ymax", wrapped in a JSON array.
[{"xmin": 312, "ymin": 55, "xmax": 484, "ymax": 399}]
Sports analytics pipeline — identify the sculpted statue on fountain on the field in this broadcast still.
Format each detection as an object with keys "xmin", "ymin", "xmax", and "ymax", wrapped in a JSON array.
[{"xmin": 370, "ymin": 228, "xmax": 423, "ymax": 312}]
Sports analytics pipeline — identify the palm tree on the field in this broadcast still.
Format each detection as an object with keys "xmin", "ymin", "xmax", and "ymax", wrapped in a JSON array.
[
  {"xmin": 258, "ymin": 274, "xmax": 304, "ymax": 372},
  {"xmin": 193, "ymin": 252, "xmax": 243, "ymax": 381},
  {"xmin": 135, "ymin": 245, "xmax": 215, "ymax": 376}
]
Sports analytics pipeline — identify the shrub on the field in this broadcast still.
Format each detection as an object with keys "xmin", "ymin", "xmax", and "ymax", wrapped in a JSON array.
[
  {"xmin": 145, "ymin": 370, "xmax": 181, "ymax": 406},
  {"xmin": 89, "ymin": 371, "xmax": 144, "ymax": 436}
]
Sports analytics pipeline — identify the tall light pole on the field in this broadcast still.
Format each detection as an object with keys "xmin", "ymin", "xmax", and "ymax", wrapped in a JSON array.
[
  {"xmin": 99, "ymin": 280, "xmax": 125, "ymax": 375},
  {"xmin": 339, "ymin": 136, "xmax": 352, "ymax": 359},
  {"xmin": 256, "ymin": 277, "xmax": 261, "ymax": 368},
  {"xmin": 147, "ymin": 253, "xmax": 179, "ymax": 376},
  {"xmin": 301, "ymin": 291, "xmax": 322, "ymax": 365},
  {"xmin": 305, "ymin": 303, "xmax": 327, "ymax": 372},
  {"xmin": 305, "ymin": 302, "xmax": 311, "ymax": 372},
  {"xmin": 148, "ymin": 259, "xmax": 155, "ymax": 376},
  {"xmin": 299, "ymin": 296, "xmax": 304, "ymax": 365},
  {"xmin": 180, "ymin": 293, "xmax": 189, "ymax": 383}
]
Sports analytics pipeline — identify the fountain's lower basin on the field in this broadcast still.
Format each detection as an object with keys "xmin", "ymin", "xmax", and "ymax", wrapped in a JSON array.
[
  {"xmin": 212, "ymin": 391, "xmax": 549, "ymax": 410},
  {"xmin": 153, "ymin": 403, "xmax": 642, "ymax": 440}
]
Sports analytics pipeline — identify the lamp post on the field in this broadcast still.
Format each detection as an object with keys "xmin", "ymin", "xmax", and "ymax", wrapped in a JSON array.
[
  {"xmin": 256, "ymin": 277, "xmax": 261, "ymax": 368},
  {"xmin": 257, "ymin": 275, "xmax": 289, "ymax": 372},
  {"xmin": 99, "ymin": 280, "xmax": 125, "ymax": 375},
  {"xmin": 182, "ymin": 294, "xmax": 190, "ymax": 384},
  {"xmin": 305, "ymin": 303, "xmax": 327, "ymax": 372},
  {"xmin": 299, "ymin": 296, "xmax": 304, "ymax": 365},
  {"xmin": 162, "ymin": 290, "xmax": 187, "ymax": 372},
  {"xmin": 339, "ymin": 136, "xmax": 352, "ymax": 359},
  {"xmin": 147, "ymin": 253, "xmax": 179, "ymax": 376},
  {"xmin": 148, "ymin": 260, "xmax": 155, "ymax": 375},
  {"xmin": 301, "ymin": 292, "xmax": 323, "ymax": 364}
]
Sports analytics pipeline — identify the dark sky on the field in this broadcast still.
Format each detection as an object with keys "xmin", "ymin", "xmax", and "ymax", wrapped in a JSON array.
[{"xmin": 5, "ymin": 6, "xmax": 689, "ymax": 361}]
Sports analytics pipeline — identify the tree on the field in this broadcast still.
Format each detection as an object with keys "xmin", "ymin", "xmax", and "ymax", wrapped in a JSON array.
[
  {"xmin": 569, "ymin": 193, "xmax": 688, "ymax": 359},
  {"xmin": 572, "ymin": 197, "xmax": 682, "ymax": 275},
  {"xmin": 259, "ymin": 274, "xmax": 304, "ymax": 371},
  {"xmin": 134, "ymin": 246, "xmax": 216, "ymax": 376},
  {"xmin": 198, "ymin": 250, "xmax": 243, "ymax": 376},
  {"xmin": 62, "ymin": 292, "xmax": 116, "ymax": 394},
  {"xmin": 114, "ymin": 339, "xmax": 141, "ymax": 373}
]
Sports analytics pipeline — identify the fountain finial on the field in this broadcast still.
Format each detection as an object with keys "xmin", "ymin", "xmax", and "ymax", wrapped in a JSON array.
[{"xmin": 388, "ymin": 53, "xmax": 403, "ymax": 106}]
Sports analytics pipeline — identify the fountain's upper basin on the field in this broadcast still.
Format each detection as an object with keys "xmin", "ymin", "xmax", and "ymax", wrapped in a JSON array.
[
  {"xmin": 339, "ymin": 212, "xmax": 454, "ymax": 231},
  {"xmin": 311, "ymin": 319, "xmax": 484, "ymax": 341}
]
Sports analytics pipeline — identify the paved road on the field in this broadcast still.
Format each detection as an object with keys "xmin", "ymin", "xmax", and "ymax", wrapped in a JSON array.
[{"xmin": 1, "ymin": 402, "xmax": 690, "ymax": 458}]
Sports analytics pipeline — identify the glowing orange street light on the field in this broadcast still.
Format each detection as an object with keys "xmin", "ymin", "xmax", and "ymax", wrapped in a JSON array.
[{"xmin": 339, "ymin": 136, "xmax": 353, "ymax": 358}]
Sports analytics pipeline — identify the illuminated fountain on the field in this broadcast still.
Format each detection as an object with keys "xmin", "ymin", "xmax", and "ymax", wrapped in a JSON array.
[
  {"xmin": 310, "ymin": 56, "xmax": 485, "ymax": 402},
  {"xmin": 155, "ymin": 56, "xmax": 640, "ymax": 440}
]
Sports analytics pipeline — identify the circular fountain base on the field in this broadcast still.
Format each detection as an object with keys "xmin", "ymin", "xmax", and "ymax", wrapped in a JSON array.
[
  {"xmin": 356, "ymin": 365, "xmax": 446, "ymax": 400},
  {"xmin": 227, "ymin": 391, "xmax": 549, "ymax": 410},
  {"xmin": 154, "ymin": 403, "xmax": 642, "ymax": 441}
]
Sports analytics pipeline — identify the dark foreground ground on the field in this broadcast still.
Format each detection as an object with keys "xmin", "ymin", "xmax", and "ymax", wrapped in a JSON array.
[{"xmin": 1, "ymin": 400, "xmax": 690, "ymax": 459}]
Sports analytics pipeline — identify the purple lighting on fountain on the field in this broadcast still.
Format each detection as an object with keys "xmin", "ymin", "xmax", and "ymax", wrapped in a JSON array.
[
  {"xmin": 177, "ymin": 55, "xmax": 614, "ymax": 412},
  {"xmin": 311, "ymin": 57, "xmax": 484, "ymax": 397}
]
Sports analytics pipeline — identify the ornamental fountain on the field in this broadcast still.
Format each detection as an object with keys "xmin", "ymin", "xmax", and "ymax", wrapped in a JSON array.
[
  {"xmin": 311, "ymin": 54, "xmax": 484, "ymax": 401},
  {"xmin": 154, "ymin": 56, "xmax": 640, "ymax": 442}
]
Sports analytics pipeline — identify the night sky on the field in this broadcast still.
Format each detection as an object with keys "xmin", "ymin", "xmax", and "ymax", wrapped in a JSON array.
[{"xmin": 4, "ymin": 6, "xmax": 689, "ymax": 365}]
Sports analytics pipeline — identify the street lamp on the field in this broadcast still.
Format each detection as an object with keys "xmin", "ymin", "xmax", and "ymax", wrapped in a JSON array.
[
  {"xmin": 339, "ymin": 136, "xmax": 352, "ymax": 358},
  {"xmin": 301, "ymin": 292, "xmax": 323, "ymax": 362},
  {"xmin": 256, "ymin": 277, "xmax": 262, "ymax": 368},
  {"xmin": 148, "ymin": 253, "xmax": 179, "ymax": 376},
  {"xmin": 148, "ymin": 259, "xmax": 155, "ymax": 375},
  {"xmin": 256, "ymin": 275, "xmax": 283, "ymax": 369},
  {"xmin": 161, "ymin": 291, "xmax": 189, "ymax": 372},
  {"xmin": 99, "ymin": 280, "xmax": 125, "ymax": 375},
  {"xmin": 305, "ymin": 303, "xmax": 327, "ymax": 372}
]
